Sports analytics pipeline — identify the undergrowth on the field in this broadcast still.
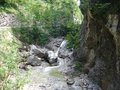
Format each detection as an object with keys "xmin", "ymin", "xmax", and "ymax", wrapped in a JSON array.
[{"xmin": 0, "ymin": 28, "xmax": 27, "ymax": 90}]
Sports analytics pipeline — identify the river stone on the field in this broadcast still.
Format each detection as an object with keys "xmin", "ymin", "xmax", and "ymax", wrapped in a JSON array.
[
  {"xmin": 32, "ymin": 49, "xmax": 48, "ymax": 59},
  {"xmin": 26, "ymin": 55, "xmax": 42, "ymax": 66},
  {"xmin": 66, "ymin": 78, "xmax": 75, "ymax": 85},
  {"xmin": 51, "ymin": 61, "xmax": 59, "ymax": 66},
  {"xmin": 49, "ymin": 58, "xmax": 58, "ymax": 65},
  {"xmin": 41, "ymin": 61, "xmax": 50, "ymax": 67}
]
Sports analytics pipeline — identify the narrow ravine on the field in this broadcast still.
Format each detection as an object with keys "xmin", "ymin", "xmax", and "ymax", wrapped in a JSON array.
[{"xmin": 18, "ymin": 37, "xmax": 101, "ymax": 90}]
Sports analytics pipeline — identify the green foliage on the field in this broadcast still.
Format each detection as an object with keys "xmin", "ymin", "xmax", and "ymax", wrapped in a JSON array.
[
  {"xmin": 81, "ymin": 0, "xmax": 120, "ymax": 17},
  {"xmin": 74, "ymin": 61, "xmax": 82, "ymax": 71},
  {"xmin": 80, "ymin": 0, "xmax": 120, "ymax": 25},
  {"xmin": 90, "ymin": 3, "xmax": 111, "ymax": 17},
  {"xmin": 80, "ymin": 0, "xmax": 89, "ymax": 12},
  {"xmin": 16, "ymin": 0, "xmax": 82, "ymax": 36},
  {"xmin": 66, "ymin": 32, "xmax": 79, "ymax": 49},
  {"xmin": 0, "ymin": 2, "xmax": 18, "ymax": 13},
  {"xmin": 0, "ymin": 28, "xmax": 24, "ymax": 90},
  {"xmin": 66, "ymin": 23, "xmax": 80, "ymax": 49},
  {"xmin": 12, "ymin": 27, "xmax": 49, "ymax": 46},
  {"xmin": 0, "ymin": 0, "xmax": 83, "ymax": 46}
]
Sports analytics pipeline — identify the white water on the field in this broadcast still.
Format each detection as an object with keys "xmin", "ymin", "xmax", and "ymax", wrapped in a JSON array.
[
  {"xmin": 44, "ymin": 40, "xmax": 68, "ymax": 72},
  {"xmin": 22, "ymin": 39, "xmax": 101, "ymax": 90}
]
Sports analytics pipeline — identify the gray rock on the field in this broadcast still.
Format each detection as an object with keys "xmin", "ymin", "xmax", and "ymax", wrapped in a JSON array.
[
  {"xmin": 32, "ymin": 49, "xmax": 48, "ymax": 59},
  {"xmin": 52, "ymin": 81, "xmax": 69, "ymax": 90},
  {"xmin": 51, "ymin": 62, "xmax": 58, "ymax": 66},
  {"xmin": 26, "ymin": 55, "xmax": 42, "ymax": 66},
  {"xmin": 58, "ymin": 49, "xmax": 73, "ymax": 59},
  {"xmin": 66, "ymin": 78, "xmax": 75, "ymax": 85},
  {"xmin": 19, "ymin": 63, "xmax": 28, "ymax": 70},
  {"xmin": 49, "ymin": 58, "xmax": 58, "ymax": 64},
  {"xmin": 41, "ymin": 61, "xmax": 50, "ymax": 67},
  {"xmin": 45, "ymin": 37, "xmax": 63, "ymax": 51},
  {"xmin": 0, "ymin": 13, "xmax": 21, "ymax": 27}
]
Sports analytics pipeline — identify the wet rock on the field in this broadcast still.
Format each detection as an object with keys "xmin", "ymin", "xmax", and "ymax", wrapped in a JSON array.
[
  {"xmin": 32, "ymin": 49, "xmax": 48, "ymax": 59},
  {"xmin": 47, "ymin": 51, "xmax": 58, "ymax": 64},
  {"xmin": 26, "ymin": 55, "xmax": 42, "ymax": 66},
  {"xmin": 49, "ymin": 58, "xmax": 58, "ymax": 64},
  {"xmin": 51, "ymin": 62, "xmax": 59, "ymax": 66},
  {"xmin": 58, "ymin": 49, "xmax": 73, "ymax": 59},
  {"xmin": 66, "ymin": 78, "xmax": 75, "ymax": 85},
  {"xmin": 41, "ymin": 61, "xmax": 50, "ymax": 67},
  {"xmin": 58, "ymin": 50, "xmax": 67, "ymax": 59},
  {"xmin": 29, "ymin": 45, "xmax": 48, "ymax": 59},
  {"xmin": 58, "ymin": 40, "xmax": 73, "ymax": 59},
  {"xmin": 45, "ymin": 37, "xmax": 64, "ymax": 51}
]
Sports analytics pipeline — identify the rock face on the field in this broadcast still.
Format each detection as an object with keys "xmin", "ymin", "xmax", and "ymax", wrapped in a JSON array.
[
  {"xmin": 0, "ymin": 13, "xmax": 20, "ymax": 27},
  {"xmin": 76, "ymin": 1, "xmax": 120, "ymax": 90}
]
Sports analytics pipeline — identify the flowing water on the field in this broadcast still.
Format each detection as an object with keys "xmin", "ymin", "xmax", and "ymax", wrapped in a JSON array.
[
  {"xmin": 20, "ymin": 38, "xmax": 101, "ymax": 90},
  {"xmin": 44, "ymin": 40, "xmax": 67, "ymax": 72}
]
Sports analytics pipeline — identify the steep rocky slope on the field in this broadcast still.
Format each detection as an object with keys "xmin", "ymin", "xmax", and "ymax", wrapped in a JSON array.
[{"xmin": 76, "ymin": 0, "xmax": 120, "ymax": 90}]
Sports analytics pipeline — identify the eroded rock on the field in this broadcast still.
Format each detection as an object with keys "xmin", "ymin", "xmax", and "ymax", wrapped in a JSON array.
[{"xmin": 26, "ymin": 55, "xmax": 42, "ymax": 66}]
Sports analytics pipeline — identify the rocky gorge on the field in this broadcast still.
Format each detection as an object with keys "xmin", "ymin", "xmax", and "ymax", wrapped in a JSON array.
[
  {"xmin": 0, "ymin": 0, "xmax": 120, "ymax": 90},
  {"xmin": 75, "ymin": 0, "xmax": 120, "ymax": 90},
  {"xmin": 18, "ymin": 37, "xmax": 101, "ymax": 90}
]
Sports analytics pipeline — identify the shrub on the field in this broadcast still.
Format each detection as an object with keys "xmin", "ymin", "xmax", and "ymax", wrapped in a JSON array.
[
  {"xmin": 16, "ymin": 0, "xmax": 83, "ymax": 37},
  {"xmin": 12, "ymin": 27, "xmax": 49, "ymax": 46},
  {"xmin": 66, "ymin": 23, "xmax": 80, "ymax": 49},
  {"xmin": 74, "ymin": 61, "xmax": 82, "ymax": 71}
]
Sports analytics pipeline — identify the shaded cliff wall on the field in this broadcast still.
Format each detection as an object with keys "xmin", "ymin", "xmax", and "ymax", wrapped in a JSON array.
[{"xmin": 76, "ymin": 0, "xmax": 120, "ymax": 90}]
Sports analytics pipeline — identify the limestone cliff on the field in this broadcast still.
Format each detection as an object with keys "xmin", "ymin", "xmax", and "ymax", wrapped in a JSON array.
[{"xmin": 76, "ymin": 0, "xmax": 120, "ymax": 90}]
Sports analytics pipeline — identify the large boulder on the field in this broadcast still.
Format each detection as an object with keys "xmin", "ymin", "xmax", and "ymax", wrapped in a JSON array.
[
  {"xmin": 41, "ymin": 61, "xmax": 50, "ymax": 67},
  {"xmin": 32, "ymin": 49, "xmax": 48, "ymax": 59},
  {"xmin": 29, "ymin": 45, "xmax": 48, "ymax": 59},
  {"xmin": 58, "ymin": 40, "xmax": 73, "ymax": 59},
  {"xmin": 47, "ymin": 51, "xmax": 58, "ymax": 64},
  {"xmin": 26, "ymin": 55, "xmax": 42, "ymax": 66}
]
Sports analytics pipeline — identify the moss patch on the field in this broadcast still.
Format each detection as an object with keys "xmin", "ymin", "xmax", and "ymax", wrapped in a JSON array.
[{"xmin": 49, "ymin": 69, "xmax": 65, "ymax": 78}]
